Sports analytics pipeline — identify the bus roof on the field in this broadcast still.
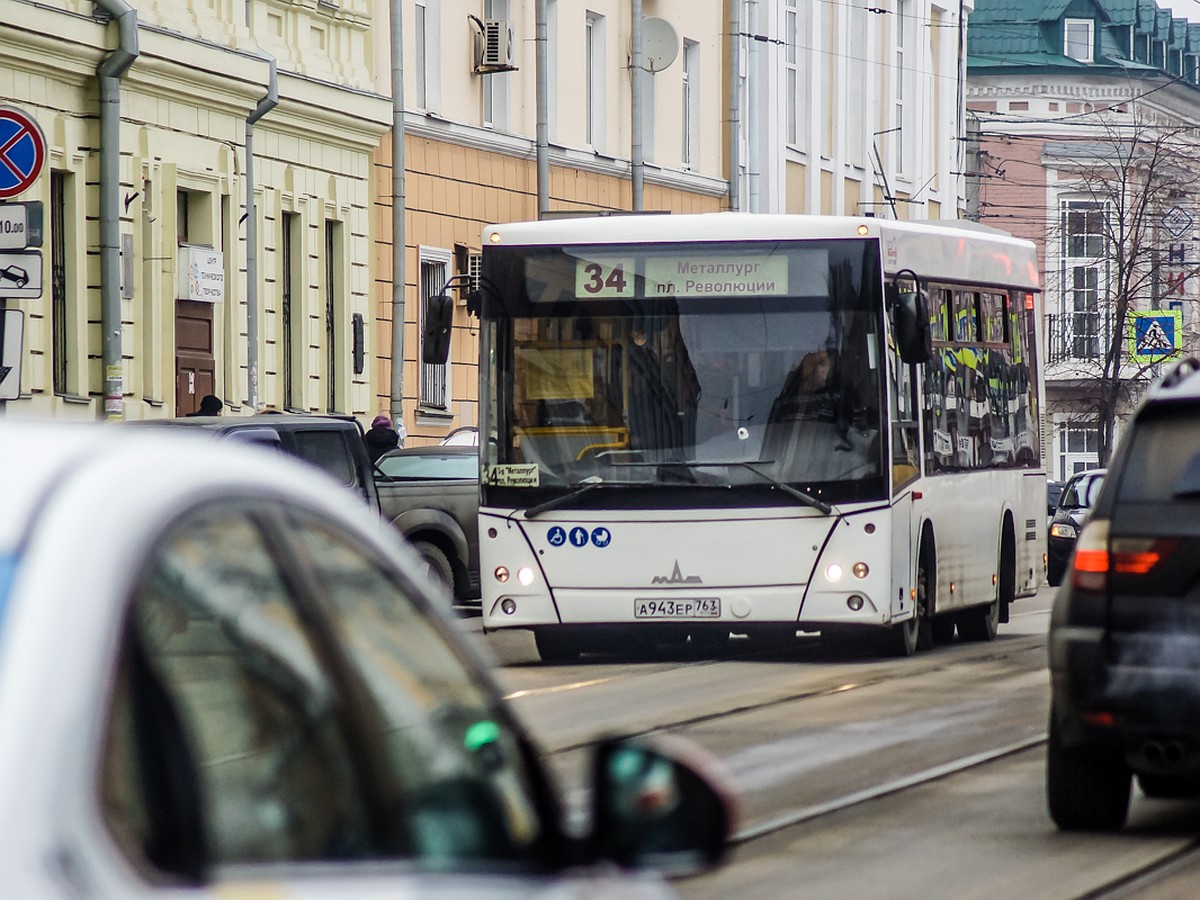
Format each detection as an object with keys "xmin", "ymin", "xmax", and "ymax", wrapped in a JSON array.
[{"xmin": 483, "ymin": 213, "xmax": 1040, "ymax": 292}]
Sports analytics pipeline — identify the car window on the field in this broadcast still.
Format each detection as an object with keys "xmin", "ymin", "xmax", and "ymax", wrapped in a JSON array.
[
  {"xmin": 287, "ymin": 514, "xmax": 545, "ymax": 865},
  {"xmin": 291, "ymin": 430, "xmax": 356, "ymax": 486},
  {"xmin": 377, "ymin": 453, "xmax": 478, "ymax": 480},
  {"xmin": 1061, "ymin": 471, "xmax": 1104, "ymax": 509},
  {"xmin": 102, "ymin": 506, "xmax": 377, "ymax": 875},
  {"xmin": 1113, "ymin": 412, "xmax": 1200, "ymax": 503}
]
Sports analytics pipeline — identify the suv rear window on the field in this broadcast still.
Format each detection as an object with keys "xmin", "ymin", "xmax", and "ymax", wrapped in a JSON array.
[{"xmin": 1113, "ymin": 411, "xmax": 1200, "ymax": 503}]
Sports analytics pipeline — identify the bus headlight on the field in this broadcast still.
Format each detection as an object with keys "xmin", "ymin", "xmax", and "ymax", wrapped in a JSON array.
[
  {"xmin": 826, "ymin": 564, "xmax": 844, "ymax": 582},
  {"xmin": 494, "ymin": 566, "xmax": 510, "ymax": 583},
  {"xmin": 852, "ymin": 562, "xmax": 869, "ymax": 579},
  {"xmin": 517, "ymin": 566, "xmax": 535, "ymax": 586}
]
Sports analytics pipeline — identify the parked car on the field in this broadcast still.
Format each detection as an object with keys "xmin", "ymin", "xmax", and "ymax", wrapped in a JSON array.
[
  {"xmin": 1048, "ymin": 357, "xmax": 1200, "ymax": 831},
  {"xmin": 442, "ymin": 425, "xmax": 480, "ymax": 446},
  {"xmin": 0, "ymin": 420, "xmax": 735, "ymax": 896},
  {"xmin": 1046, "ymin": 469, "xmax": 1105, "ymax": 587},
  {"xmin": 375, "ymin": 444, "xmax": 481, "ymax": 603},
  {"xmin": 136, "ymin": 412, "xmax": 379, "ymax": 508}
]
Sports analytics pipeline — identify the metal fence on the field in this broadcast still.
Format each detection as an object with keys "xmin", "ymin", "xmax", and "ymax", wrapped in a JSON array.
[{"xmin": 1046, "ymin": 312, "xmax": 1107, "ymax": 364}]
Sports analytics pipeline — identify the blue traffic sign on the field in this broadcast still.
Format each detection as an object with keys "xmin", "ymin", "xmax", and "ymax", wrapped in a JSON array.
[{"xmin": 0, "ymin": 107, "xmax": 46, "ymax": 201}]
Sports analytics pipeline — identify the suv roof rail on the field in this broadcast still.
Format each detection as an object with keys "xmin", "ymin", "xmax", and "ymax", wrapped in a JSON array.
[{"xmin": 1158, "ymin": 356, "xmax": 1200, "ymax": 391}]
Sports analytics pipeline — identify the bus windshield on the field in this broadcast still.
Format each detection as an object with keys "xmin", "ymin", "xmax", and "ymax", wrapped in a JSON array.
[{"xmin": 480, "ymin": 239, "xmax": 887, "ymax": 507}]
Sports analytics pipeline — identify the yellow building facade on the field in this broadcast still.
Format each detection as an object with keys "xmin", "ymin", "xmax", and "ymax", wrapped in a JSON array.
[{"xmin": 0, "ymin": 0, "xmax": 389, "ymax": 419}]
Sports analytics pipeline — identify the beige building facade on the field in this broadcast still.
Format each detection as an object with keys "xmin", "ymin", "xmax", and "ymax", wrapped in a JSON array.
[
  {"xmin": 369, "ymin": 0, "xmax": 729, "ymax": 443},
  {"xmin": 0, "ymin": 0, "xmax": 389, "ymax": 420}
]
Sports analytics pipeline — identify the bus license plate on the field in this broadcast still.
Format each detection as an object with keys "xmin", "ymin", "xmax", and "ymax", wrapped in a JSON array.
[{"xmin": 634, "ymin": 598, "xmax": 721, "ymax": 619}]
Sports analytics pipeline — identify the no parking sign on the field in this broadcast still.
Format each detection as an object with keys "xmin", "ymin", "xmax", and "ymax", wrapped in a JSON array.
[{"xmin": 0, "ymin": 106, "xmax": 46, "ymax": 201}]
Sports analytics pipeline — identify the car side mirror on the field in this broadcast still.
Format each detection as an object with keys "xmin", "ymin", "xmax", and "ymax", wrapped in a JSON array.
[
  {"xmin": 889, "ymin": 282, "xmax": 933, "ymax": 365},
  {"xmin": 589, "ymin": 734, "xmax": 736, "ymax": 875},
  {"xmin": 422, "ymin": 293, "xmax": 454, "ymax": 365}
]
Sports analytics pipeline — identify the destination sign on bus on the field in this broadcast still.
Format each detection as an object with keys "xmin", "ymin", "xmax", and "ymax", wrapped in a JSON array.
[
  {"xmin": 645, "ymin": 256, "xmax": 788, "ymax": 298},
  {"xmin": 574, "ymin": 254, "xmax": 789, "ymax": 299}
]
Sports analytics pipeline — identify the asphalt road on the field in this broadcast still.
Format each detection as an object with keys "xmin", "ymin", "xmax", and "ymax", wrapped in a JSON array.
[{"xmin": 458, "ymin": 590, "xmax": 1200, "ymax": 899}]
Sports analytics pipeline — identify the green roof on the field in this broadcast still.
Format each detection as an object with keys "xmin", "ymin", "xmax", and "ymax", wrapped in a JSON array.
[{"xmin": 969, "ymin": 0, "xmax": 1200, "ymax": 74}]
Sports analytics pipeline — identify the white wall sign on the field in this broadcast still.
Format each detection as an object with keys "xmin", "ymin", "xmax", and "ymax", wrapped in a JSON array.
[
  {"xmin": 1, "ymin": 308, "xmax": 24, "ymax": 399},
  {"xmin": 177, "ymin": 245, "xmax": 225, "ymax": 303},
  {"xmin": 0, "ymin": 250, "xmax": 41, "ymax": 298}
]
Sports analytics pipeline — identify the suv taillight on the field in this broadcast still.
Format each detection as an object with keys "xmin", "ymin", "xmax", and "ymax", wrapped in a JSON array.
[{"xmin": 1070, "ymin": 519, "xmax": 1179, "ymax": 591}]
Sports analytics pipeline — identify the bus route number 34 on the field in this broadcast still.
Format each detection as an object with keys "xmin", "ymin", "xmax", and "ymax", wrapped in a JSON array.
[{"xmin": 576, "ymin": 259, "xmax": 634, "ymax": 298}]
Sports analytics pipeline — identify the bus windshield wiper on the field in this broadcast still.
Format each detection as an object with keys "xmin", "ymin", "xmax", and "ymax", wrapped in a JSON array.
[
  {"xmin": 523, "ymin": 476, "xmax": 605, "ymax": 519},
  {"xmin": 618, "ymin": 459, "xmax": 833, "ymax": 515}
]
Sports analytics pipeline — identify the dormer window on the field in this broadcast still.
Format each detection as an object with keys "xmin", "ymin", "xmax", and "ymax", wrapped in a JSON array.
[{"xmin": 1064, "ymin": 18, "xmax": 1094, "ymax": 62}]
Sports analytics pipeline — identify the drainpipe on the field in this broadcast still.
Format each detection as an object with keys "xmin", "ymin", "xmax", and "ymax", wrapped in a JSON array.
[
  {"xmin": 95, "ymin": 0, "xmax": 138, "ymax": 420},
  {"xmin": 746, "ymin": 0, "xmax": 759, "ymax": 213},
  {"xmin": 389, "ymin": 0, "xmax": 407, "ymax": 443},
  {"xmin": 535, "ymin": 0, "xmax": 549, "ymax": 217},
  {"xmin": 630, "ymin": 0, "xmax": 644, "ymax": 210},
  {"xmin": 244, "ymin": 56, "xmax": 277, "ymax": 412},
  {"xmin": 728, "ymin": 0, "xmax": 740, "ymax": 211}
]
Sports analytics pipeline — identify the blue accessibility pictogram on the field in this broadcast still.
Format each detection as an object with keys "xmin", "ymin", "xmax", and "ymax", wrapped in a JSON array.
[
  {"xmin": 591, "ymin": 527, "xmax": 612, "ymax": 548},
  {"xmin": 569, "ymin": 526, "xmax": 589, "ymax": 547},
  {"xmin": 547, "ymin": 526, "xmax": 567, "ymax": 547},
  {"xmin": 0, "ymin": 108, "xmax": 47, "ymax": 200}
]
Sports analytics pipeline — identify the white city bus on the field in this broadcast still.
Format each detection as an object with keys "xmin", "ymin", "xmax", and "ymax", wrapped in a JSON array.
[{"xmin": 468, "ymin": 214, "xmax": 1045, "ymax": 661}]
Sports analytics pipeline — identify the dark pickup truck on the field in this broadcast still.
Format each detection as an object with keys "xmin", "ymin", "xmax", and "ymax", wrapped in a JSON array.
[{"xmin": 137, "ymin": 414, "xmax": 480, "ymax": 605}]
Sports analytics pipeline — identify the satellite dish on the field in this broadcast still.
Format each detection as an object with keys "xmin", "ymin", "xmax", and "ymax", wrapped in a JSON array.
[{"xmin": 637, "ymin": 17, "xmax": 679, "ymax": 73}]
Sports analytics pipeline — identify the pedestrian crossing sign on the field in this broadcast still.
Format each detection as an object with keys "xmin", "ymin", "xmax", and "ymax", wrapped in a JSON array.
[{"xmin": 1129, "ymin": 310, "xmax": 1182, "ymax": 364}]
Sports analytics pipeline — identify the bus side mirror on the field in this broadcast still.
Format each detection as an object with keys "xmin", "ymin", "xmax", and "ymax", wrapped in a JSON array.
[
  {"xmin": 422, "ymin": 294, "xmax": 454, "ymax": 365},
  {"xmin": 892, "ymin": 285, "xmax": 933, "ymax": 365}
]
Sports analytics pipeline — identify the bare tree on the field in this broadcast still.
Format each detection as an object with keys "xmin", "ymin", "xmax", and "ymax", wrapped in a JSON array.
[{"xmin": 1000, "ymin": 107, "xmax": 1200, "ymax": 467}]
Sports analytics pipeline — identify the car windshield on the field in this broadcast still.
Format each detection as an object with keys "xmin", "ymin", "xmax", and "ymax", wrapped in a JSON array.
[
  {"xmin": 1061, "ymin": 471, "xmax": 1104, "ymax": 510},
  {"xmin": 378, "ymin": 453, "xmax": 478, "ymax": 480}
]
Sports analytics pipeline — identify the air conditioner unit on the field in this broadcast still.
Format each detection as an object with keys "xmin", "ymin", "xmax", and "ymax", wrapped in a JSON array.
[
  {"xmin": 474, "ymin": 19, "xmax": 518, "ymax": 73},
  {"xmin": 461, "ymin": 252, "xmax": 482, "ymax": 305}
]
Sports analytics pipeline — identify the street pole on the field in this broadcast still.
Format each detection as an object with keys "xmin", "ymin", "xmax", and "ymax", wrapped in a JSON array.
[
  {"xmin": 536, "ymin": 0, "xmax": 549, "ymax": 218},
  {"xmin": 389, "ymin": 0, "xmax": 407, "ymax": 443}
]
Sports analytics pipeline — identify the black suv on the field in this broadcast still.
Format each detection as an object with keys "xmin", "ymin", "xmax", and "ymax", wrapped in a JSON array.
[{"xmin": 1048, "ymin": 357, "xmax": 1200, "ymax": 830}]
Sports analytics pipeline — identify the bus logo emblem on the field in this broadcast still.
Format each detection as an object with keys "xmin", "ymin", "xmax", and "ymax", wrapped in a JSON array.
[{"xmin": 652, "ymin": 561, "xmax": 702, "ymax": 585}]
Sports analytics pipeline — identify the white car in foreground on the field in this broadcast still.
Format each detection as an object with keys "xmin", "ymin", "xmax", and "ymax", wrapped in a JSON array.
[{"xmin": 0, "ymin": 421, "xmax": 734, "ymax": 898}]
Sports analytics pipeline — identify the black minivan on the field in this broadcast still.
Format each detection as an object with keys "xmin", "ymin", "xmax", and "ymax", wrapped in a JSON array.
[{"xmin": 1048, "ymin": 357, "xmax": 1200, "ymax": 830}]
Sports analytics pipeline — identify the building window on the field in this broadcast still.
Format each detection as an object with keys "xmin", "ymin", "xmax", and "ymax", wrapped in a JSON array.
[
  {"xmin": 1064, "ymin": 19, "xmax": 1094, "ymax": 63},
  {"xmin": 483, "ymin": 0, "xmax": 509, "ymax": 130},
  {"xmin": 324, "ymin": 219, "xmax": 343, "ymax": 414},
  {"xmin": 682, "ymin": 39, "xmax": 699, "ymax": 167},
  {"xmin": 1065, "ymin": 201, "xmax": 1106, "ymax": 258},
  {"xmin": 894, "ymin": 0, "xmax": 908, "ymax": 175},
  {"xmin": 282, "ymin": 211, "xmax": 299, "ymax": 410},
  {"xmin": 547, "ymin": 0, "xmax": 558, "ymax": 140},
  {"xmin": 415, "ymin": 1, "xmax": 428, "ymax": 109},
  {"xmin": 640, "ymin": 60, "xmax": 655, "ymax": 163},
  {"xmin": 419, "ymin": 251, "xmax": 450, "ymax": 411},
  {"xmin": 848, "ymin": 4, "xmax": 867, "ymax": 165},
  {"xmin": 1058, "ymin": 200, "xmax": 1107, "ymax": 362},
  {"xmin": 51, "ymin": 171, "xmax": 70, "ymax": 395},
  {"xmin": 1057, "ymin": 424, "xmax": 1099, "ymax": 481},
  {"xmin": 586, "ymin": 12, "xmax": 605, "ymax": 151},
  {"xmin": 785, "ymin": 2, "xmax": 798, "ymax": 147}
]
